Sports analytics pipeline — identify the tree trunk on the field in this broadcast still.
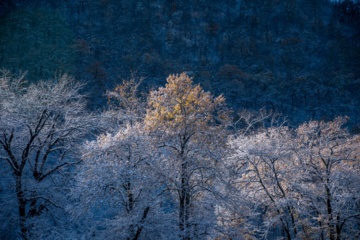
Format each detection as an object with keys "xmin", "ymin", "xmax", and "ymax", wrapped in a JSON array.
[
  {"xmin": 325, "ymin": 184, "xmax": 336, "ymax": 240},
  {"xmin": 335, "ymin": 215, "xmax": 342, "ymax": 240},
  {"xmin": 16, "ymin": 174, "xmax": 28, "ymax": 240},
  {"xmin": 179, "ymin": 160, "xmax": 191, "ymax": 240},
  {"xmin": 125, "ymin": 181, "xmax": 134, "ymax": 212},
  {"xmin": 133, "ymin": 206, "xmax": 150, "ymax": 240}
]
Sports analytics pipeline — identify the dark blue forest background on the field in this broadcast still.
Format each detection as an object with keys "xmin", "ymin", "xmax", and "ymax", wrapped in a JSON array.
[{"xmin": 1, "ymin": 0, "xmax": 359, "ymax": 127}]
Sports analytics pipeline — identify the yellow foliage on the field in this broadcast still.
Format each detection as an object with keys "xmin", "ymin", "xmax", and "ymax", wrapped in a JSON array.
[{"xmin": 145, "ymin": 72, "xmax": 229, "ymax": 132}]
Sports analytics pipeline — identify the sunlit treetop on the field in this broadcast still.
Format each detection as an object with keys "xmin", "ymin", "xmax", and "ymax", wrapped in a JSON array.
[{"xmin": 145, "ymin": 72, "xmax": 229, "ymax": 133}]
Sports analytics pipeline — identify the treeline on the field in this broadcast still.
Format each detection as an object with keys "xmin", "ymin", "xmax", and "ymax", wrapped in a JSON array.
[{"xmin": 1, "ymin": 71, "xmax": 359, "ymax": 239}]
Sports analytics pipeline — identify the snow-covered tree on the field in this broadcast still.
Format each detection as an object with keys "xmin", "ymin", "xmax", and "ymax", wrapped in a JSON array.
[
  {"xmin": 76, "ymin": 123, "xmax": 175, "ymax": 240},
  {"xmin": 226, "ymin": 116, "xmax": 360, "ymax": 239},
  {"xmin": 72, "ymin": 78, "xmax": 176, "ymax": 239},
  {"xmin": 227, "ymin": 125, "xmax": 299, "ymax": 239},
  {"xmin": 0, "ymin": 70, "xmax": 92, "ymax": 239},
  {"xmin": 293, "ymin": 117, "xmax": 360, "ymax": 240},
  {"xmin": 145, "ymin": 73, "xmax": 231, "ymax": 239}
]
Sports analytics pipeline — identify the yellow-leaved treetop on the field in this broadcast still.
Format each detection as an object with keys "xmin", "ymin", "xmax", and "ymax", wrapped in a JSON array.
[
  {"xmin": 145, "ymin": 72, "xmax": 228, "ymax": 133},
  {"xmin": 144, "ymin": 72, "xmax": 230, "ymax": 240}
]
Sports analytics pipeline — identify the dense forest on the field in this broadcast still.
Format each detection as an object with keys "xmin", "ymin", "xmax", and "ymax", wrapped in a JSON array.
[
  {"xmin": 0, "ymin": 0, "xmax": 360, "ymax": 239},
  {"xmin": 1, "ymin": 0, "xmax": 360, "ymax": 124}
]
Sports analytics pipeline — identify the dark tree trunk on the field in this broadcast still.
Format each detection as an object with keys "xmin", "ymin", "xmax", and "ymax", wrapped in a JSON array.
[
  {"xmin": 16, "ymin": 174, "xmax": 28, "ymax": 240},
  {"xmin": 325, "ymin": 184, "xmax": 336, "ymax": 240},
  {"xmin": 133, "ymin": 206, "xmax": 150, "ymax": 240},
  {"xmin": 179, "ymin": 160, "xmax": 191, "ymax": 240}
]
